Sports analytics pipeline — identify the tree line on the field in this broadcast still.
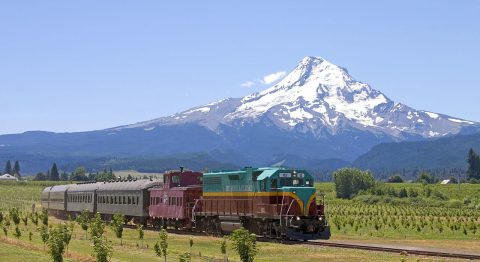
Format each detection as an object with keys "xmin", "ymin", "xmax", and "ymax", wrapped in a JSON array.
[
  {"xmin": 2, "ymin": 160, "xmax": 21, "ymax": 179},
  {"xmin": 34, "ymin": 163, "xmax": 116, "ymax": 182}
]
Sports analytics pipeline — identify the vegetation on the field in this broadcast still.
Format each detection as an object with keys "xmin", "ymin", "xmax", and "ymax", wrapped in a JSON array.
[
  {"xmin": 229, "ymin": 228, "xmax": 257, "ymax": 262},
  {"xmin": 110, "ymin": 214, "xmax": 125, "ymax": 245},
  {"xmin": 92, "ymin": 236, "xmax": 113, "ymax": 262},
  {"xmin": 154, "ymin": 228, "xmax": 168, "ymax": 262},
  {"xmin": 387, "ymin": 175, "xmax": 403, "ymax": 183},
  {"xmin": 76, "ymin": 210, "xmax": 90, "ymax": 239},
  {"xmin": 467, "ymin": 148, "xmax": 480, "ymax": 181},
  {"xmin": 46, "ymin": 225, "xmax": 68, "ymax": 262},
  {"xmin": 89, "ymin": 213, "xmax": 105, "ymax": 239},
  {"xmin": 333, "ymin": 168, "xmax": 375, "ymax": 199}
]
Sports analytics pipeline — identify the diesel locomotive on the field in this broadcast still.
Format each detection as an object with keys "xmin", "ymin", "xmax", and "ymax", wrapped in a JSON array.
[{"xmin": 41, "ymin": 167, "xmax": 330, "ymax": 240}]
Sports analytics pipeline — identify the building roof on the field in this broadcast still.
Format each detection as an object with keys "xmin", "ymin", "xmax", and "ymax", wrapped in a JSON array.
[
  {"xmin": 0, "ymin": 174, "xmax": 18, "ymax": 180},
  {"xmin": 97, "ymin": 179, "xmax": 162, "ymax": 191}
]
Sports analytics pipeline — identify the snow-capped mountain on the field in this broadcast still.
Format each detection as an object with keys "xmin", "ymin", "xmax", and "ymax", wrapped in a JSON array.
[
  {"xmin": 2, "ymin": 56, "xmax": 479, "ymax": 172},
  {"xmin": 118, "ymin": 56, "xmax": 478, "ymax": 140}
]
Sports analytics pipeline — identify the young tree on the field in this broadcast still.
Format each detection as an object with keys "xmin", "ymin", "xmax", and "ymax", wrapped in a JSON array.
[
  {"xmin": 50, "ymin": 163, "xmax": 60, "ymax": 181},
  {"xmin": 4, "ymin": 160, "xmax": 12, "ymax": 175},
  {"xmin": 21, "ymin": 214, "xmax": 28, "ymax": 227},
  {"xmin": 220, "ymin": 237, "xmax": 228, "ymax": 261},
  {"xmin": 154, "ymin": 228, "xmax": 168, "ymax": 262},
  {"xmin": 398, "ymin": 188, "xmax": 408, "ymax": 198},
  {"xmin": 47, "ymin": 225, "xmax": 67, "ymax": 262},
  {"xmin": 76, "ymin": 210, "xmax": 90, "ymax": 239},
  {"xmin": 92, "ymin": 236, "xmax": 113, "ymax": 262},
  {"xmin": 110, "ymin": 214, "xmax": 125, "ymax": 245},
  {"xmin": 30, "ymin": 211, "xmax": 39, "ymax": 226},
  {"xmin": 41, "ymin": 208, "xmax": 49, "ymax": 226},
  {"xmin": 89, "ymin": 213, "xmax": 105, "ymax": 239},
  {"xmin": 229, "ymin": 228, "xmax": 257, "ymax": 262},
  {"xmin": 9, "ymin": 207, "xmax": 21, "ymax": 226},
  {"xmin": 13, "ymin": 160, "xmax": 21, "ymax": 179},
  {"xmin": 62, "ymin": 224, "xmax": 72, "ymax": 255},
  {"xmin": 40, "ymin": 225, "xmax": 49, "ymax": 250},
  {"xmin": 137, "ymin": 224, "xmax": 144, "ymax": 248},
  {"xmin": 13, "ymin": 226, "xmax": 21, "ymax": 239}
]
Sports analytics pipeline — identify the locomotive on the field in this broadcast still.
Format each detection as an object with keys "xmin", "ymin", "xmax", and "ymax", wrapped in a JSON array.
[{"xmin": 41, "ymin": 167, "xmax": 330, "ymax": 240}]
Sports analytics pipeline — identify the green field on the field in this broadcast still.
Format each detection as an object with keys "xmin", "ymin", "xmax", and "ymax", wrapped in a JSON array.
[{"xmin": 0, "ymin": 180, "xmax": 479, "ymax": 261}]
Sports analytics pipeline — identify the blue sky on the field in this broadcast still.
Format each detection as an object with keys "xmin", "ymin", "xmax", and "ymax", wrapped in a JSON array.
[{"xmin": 1, "ymin": 1, "xmax": 479, "ymax": 134}]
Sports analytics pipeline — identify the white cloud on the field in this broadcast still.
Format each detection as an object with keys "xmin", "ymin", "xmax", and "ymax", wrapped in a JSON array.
[
  {"xmin": 241, "ymin": 70, "xmax": 286, "ymax": 88},
  {"xmin": 262, "ymin": 71, "xmax": 286, "ymax": 84},
  {"xmin": 240, "ymin": 81, "xmax": 255, "ymax": 87}
]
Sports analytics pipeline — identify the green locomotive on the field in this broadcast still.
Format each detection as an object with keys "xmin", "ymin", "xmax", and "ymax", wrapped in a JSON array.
[{"xmin": 193, "ymin": 167, "xmax": 330, "ymax": 240}]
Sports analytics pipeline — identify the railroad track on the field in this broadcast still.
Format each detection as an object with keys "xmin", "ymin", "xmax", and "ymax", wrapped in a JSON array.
[
  {"xmin": 124, "ymin": 224, "xmax": 480, "ymax": 260},
  {"xmin": 281, "ymin": 240, "xmax": 480, "ymax": 260}
]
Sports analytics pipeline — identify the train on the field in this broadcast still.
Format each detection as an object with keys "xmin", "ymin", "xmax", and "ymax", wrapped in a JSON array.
[{"xmin": 41, "ymin": 167, "xmax": 330, "ymax": 240}]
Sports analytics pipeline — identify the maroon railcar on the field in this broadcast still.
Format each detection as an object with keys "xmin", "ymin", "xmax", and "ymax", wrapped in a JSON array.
[{"xmin": 149, "ymin": 169, "xmax": 202, "ymax": 229}]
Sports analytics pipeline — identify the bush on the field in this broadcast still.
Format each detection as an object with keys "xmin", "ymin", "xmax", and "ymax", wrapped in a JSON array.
[
  {"xmin": 333, "ymin": 168, "xmax": 375, "ymax": 199},
  {"xmin": 387, "ymin": 175, "xmax": 404, "ymax": 183},
  {"xmin": 229, "ymin": 228, "xmax": 257, "ymax": 262},
  {"xmin": 92, "ymin": 236, "xmax": 112, "ymax": 262}
]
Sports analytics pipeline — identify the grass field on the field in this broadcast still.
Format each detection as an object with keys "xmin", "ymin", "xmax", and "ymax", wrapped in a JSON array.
[{"xmin": 0, "ymin": 180, "xmax": 478, "ymax": 261}]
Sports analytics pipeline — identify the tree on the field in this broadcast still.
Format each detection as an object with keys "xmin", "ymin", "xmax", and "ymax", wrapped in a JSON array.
[
  {"xmin": 137, "ymin": 224, "xmax": 144, "ymax": 247},
  {"xmin": 417, "ymin": 172, "xmax": 435, "ymax": 184},
  {"xmin": 96, "ymin": 171, "xmax": 115, "ymax": 182},
  {"xmin": 62, "ymin": 224, "xmax": 72, "ymax": 255},
  {"xmin": 76, "ymin": 210, "xmax": 90, "ymax": 239},
  {"xmin": 387, "ymin": 175, "xmax": 404, "ymax": 183},
  {"xmin": 50, "ymin": 163, "xmax": 60, "ymax": 181},
  {"xmin": 89, "ymin": 213, "xmax": 105, "ymax": 239},
  {"xmin": 110, "ymin": 214, "xmax": 125, "ymax": 245},
  {"xmin": 4, "ymin": 160, "xmax": 12, "ymax": 175},
  {"xmin": 92, "ymin": 236, "xmax": 113, "ymax": 262},
  {"xmin": 467, "ymin": 148, "xmax": 480, "ymax": 181},
  {"xmin": 70, "ymin": 167, "xmax": 88, "ymax": 181},
  {"xmin": 154, "ymin": 228, "xmax": 168, "ymax": 262},
  {"xmin": 220, "ymin": 237, "xmax": 227, "ymax": 261},
  {"xmin": 41, "ymin": 208, "xmax": 49, "ymax": 226},
  {"xmin": 47, "ymin": 225, "xmax": 67, "ymax": 262},
  {"xmin": 34, "ymin": 172, "xmax": 47, "ymax": 181},
  {"xmin": 9, "ymin": 207, "xmax": 21, "ymax": 226},
  {"xmin": 13, "ymin": 226, "xmax": 21, "ymax": 239},
  {"xmin": 60, "ymin": 172, "xmax": 69, "ymax": 181},
  {"xmin": 333, "ymin": 168, "xmax": 375, "ymax": 199},
  {"xmin": 229, "ymin": 228, "xmax": 257, "ymax": 262},
  {"xmin": 40, "ymin": 225, "xmax": 49, "ymax": 250},
  {"xmin": 398, "ymin": 188, "xmax": 408, "ymax": 198},
  {"xmin": 13, "ymin": 160, "xmax": 21, "ymax": 179}
]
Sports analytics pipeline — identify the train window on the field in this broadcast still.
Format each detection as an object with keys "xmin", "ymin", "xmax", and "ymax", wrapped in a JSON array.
[
  {"xmin": 115, "ymin": 196, "xmax": 118, "ymax": 204},
  {"xmin": 136, "ymin": 196, "xmax": 139, "ymax": 205},
  {"xmin": 128, "ymin": 196, "xmax": 131, "ymax": 205},
  {"xmin": 172, "ymin": 175, "xmax": 180, "ymax": 184},
  {"xmin": 280, "ymin": 178, "xmax": 292, "ymax": 187},
  {"xmin": 132, "ymin": 196, "xmax": 135, "ymax": 205},
  {"xmin": 271, "ymin": 179, "xmax": 278, "ymax": 189},
  {"xmin": 123, "ymin": 196, "xmax": 126, "ymax": 204},
  {"xmin": 110, "ymin": 196, "xmax": 113, "ymax": 204}
]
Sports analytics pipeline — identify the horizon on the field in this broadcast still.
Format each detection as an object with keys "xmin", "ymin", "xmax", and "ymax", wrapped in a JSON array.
[{"xmin": 1, "ymin": 1, "xmax": 479, "ymax": 135}]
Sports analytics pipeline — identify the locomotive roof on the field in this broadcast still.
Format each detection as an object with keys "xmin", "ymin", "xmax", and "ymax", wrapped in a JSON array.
[{"xmin": 97, "ymin": 179, "xmax": 162, "ymax": 191}]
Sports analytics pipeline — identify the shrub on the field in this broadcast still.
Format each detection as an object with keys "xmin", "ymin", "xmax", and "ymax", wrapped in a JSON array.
[
  {"xmin": 387, "ymin": 175, "xmax": 404, "ymax": 183},
  {"xmin": 92, "ymin": 236, "xmax": 113, "ymax": 262},
  {"xmin": 229, "ymin": 228, "xmax": 257, "ymax": 262}
]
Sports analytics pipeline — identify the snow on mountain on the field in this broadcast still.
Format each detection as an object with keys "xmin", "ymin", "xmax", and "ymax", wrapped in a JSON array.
[{"xmin": 118, "ymin": 56, "xmax": 478, "ymax": 139}]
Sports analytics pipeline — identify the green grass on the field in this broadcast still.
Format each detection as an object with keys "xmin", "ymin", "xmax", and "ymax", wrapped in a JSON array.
[{"xmin": 0, "ymin": 181, "xmax": 479, "ymax": 261}]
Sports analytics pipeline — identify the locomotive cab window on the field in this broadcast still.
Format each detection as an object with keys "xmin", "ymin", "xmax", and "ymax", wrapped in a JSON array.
[{"xmin": 271, "ymin": 179, "xmax": 278, "ymax": 189}]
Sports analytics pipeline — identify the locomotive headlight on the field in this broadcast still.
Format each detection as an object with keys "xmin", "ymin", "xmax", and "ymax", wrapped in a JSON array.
[
  {"xmin": 296, "ymin": 216, "xmax": 300, "ymax": 221},
  {"xmin": 319, "ymin": 217, "xmax": 323, "ymax": 221}
]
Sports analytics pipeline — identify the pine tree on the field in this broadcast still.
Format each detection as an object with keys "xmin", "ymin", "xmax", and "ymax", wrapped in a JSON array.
[
  {"xmin": 4, "ymin": 160, "xmax": 12, "ymax": 175},
  {"xmin": 467, "ymin": 148, "xmax": 480, "ymax": 181},
  {"xmin": 13, "ymin": 161, "xmax": 21, "ymax": 178},
  {"xmin": 50, "ymin": 163, "xmax": 60, "ymax": 181}
]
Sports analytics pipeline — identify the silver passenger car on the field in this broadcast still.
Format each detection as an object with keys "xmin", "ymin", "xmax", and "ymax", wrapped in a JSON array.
[
  {"xmin": 96, "ymin": 179, "xmax": 162, "ymax": 222},
  {"xmin": 43, "ymin": 184, "xmax": 70, "ymax": 215},
  {"xmin": 66, "ymin": 182, "xmax": 100, "ymax": 215}
]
